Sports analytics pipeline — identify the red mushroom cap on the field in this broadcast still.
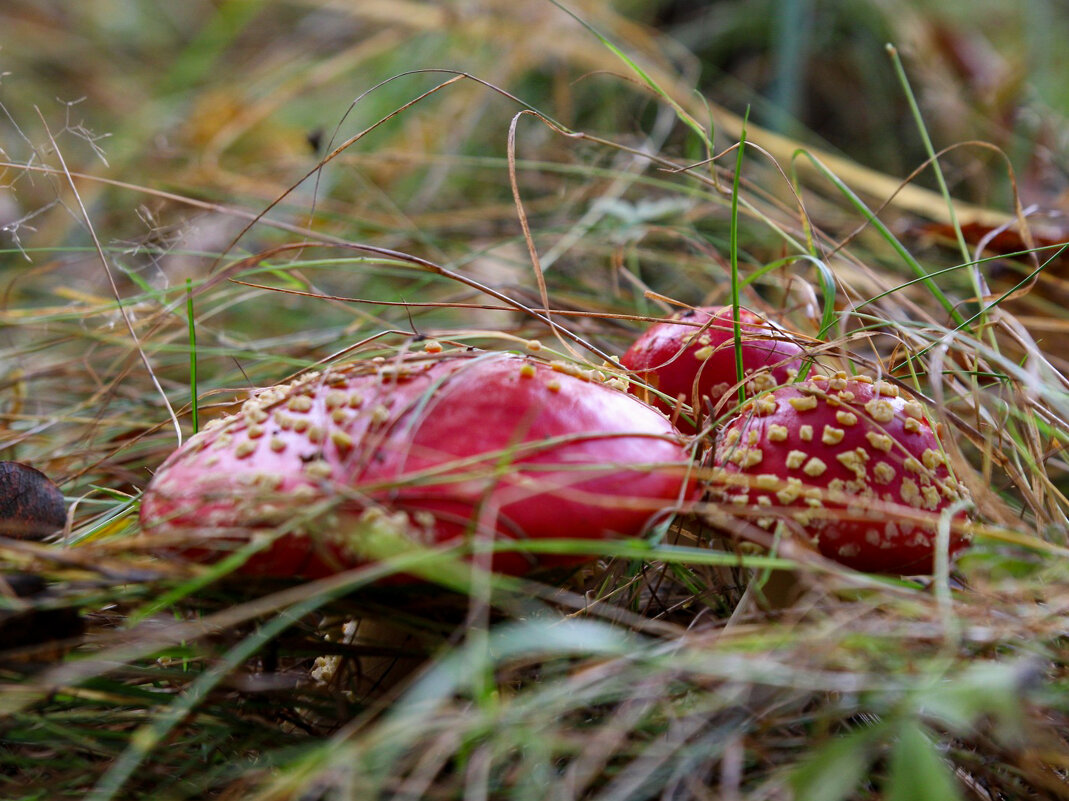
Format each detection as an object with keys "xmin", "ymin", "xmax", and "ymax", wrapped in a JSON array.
[
  {"xmin": 620, "ymin": 305, "xmax": 805, "ymax": 432},
  {"xmin": 710, "ymin": 372, "xmax": 970, "ymax": 573},
  {"xmin": 140, "ymin": 352, "xmax": 694, "ymax": 578}
]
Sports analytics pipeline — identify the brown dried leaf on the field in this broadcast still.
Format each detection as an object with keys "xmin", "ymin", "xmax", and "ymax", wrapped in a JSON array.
[{"xmin": 0, "ymin": 462, "xmax": 66, "ymax": 541}]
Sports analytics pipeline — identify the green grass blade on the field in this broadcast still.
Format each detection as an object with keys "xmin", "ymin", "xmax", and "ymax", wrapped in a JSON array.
[
  {"xmin": 186, "ymin": 278, "xmax": 198, "ymax": 435},
  {"xmin": 791, "ymin": 727, "xmax": 879, "ymax": 801},
  {"xmin": 546, "ymin": 0, "xmax": 713, "ymax": 152},
  {"xmin": 795, "ymin": 149, "xmax": 966, "ymax": 326},
  {"xmin": 731, "ymin": 109, "xmax": 751, "ymax": 406},
  {"xmin": 886, "ymin": 721, "xmax": 963, "ymax": 801}
]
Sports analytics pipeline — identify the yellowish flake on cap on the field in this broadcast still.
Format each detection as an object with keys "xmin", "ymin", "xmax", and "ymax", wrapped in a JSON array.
[
  {"xmin": 836, "ymin": 449, "xmax": 868, "ymax": 477},
  {"xmin": 749, "ymin": 372, "xmax": 778, "ymax": 392},
  {"xmin": 864, "ymin": 399, "xmax": 895, "ymax": 423},
  {"xmin": 836, "ymin": 411, "xmax": 858, "ymax": 426},
  {"xmin": 873, "ymin": 462, "xmax": 896, "ymax": 485},
  {"xmin": 903, "ymin": 400, "xmax": 923, "ymax": 419},
  {"xmin": 729, "ymin": 447, "xmax": 763, "ymax": 468},
  {"xmin": 752, "ymin": 396, "xmax": 778, "ymax": 416},
  {"xmin": 789, "ymin": 395, "xmax": 818, "ymax": 412},
  {"xmin": 921, "ymin": 485, "xmax": 941, "ymax": 510},
  {"xmin": 767, "ymin": 424, "xmax": 789, "ymax": 442},
  {"xmin": 865, "ymin": 431, "xmax": 893, "ymax": 453},
  {"xmin": 938, "ymin": 479, "xmax": 963, "ymax": 500},
  {"xmin": 324, "ymin": 390, "xmax": 347, "ymax": 410},
  {"xmin": 550, "ymin": 361, "xmax": 583, "ymax": 379},
  {"xmin": 900, "ymin": 478, "xmax": 921, "ymax": 508},
  {"xmin": 822, "ymin": 426, "xmax": 844, "ymax": 445},
  {"xmin": 331, "ymin": 430, "xmax": 354, "ymax": 452},
  {"xmin": 776, "ymin": 477, "xmax": 804, "ymax": 505},
  {"xmin": 253, "ymin": 473, "xmax": 284, "ymax": 491},
  {"xmin": 304, "ymin": 460, "xmax": 333, "ymax": 480},
  {"xmin": 291, "ymin": 485, "xmax": 319, "ymax": 502},
  {"xmin": 755, "ymin": 474, "xmax": 780, "ymax": 490},
  {"xmin": 922, "ymin": 448, "xmax": 945, "ymax": 470},
  {"xmin": 243, "ymin": 404, "xmax": 269, "ymax": 424}
]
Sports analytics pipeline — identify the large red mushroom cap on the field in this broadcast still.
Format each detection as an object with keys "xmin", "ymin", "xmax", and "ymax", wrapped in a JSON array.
[
  {"xmin": 361, "ymin": 354, "xmax": 694, "ymax": 570},
  {"xmin": 140, "ymin": 351, "xmax": 694, "ymax": 578},
  {"xmin": 620, "ymin": 305, "xmax": 806, "ymax": 432},
  {"xmin": 710, "ymin": 372, "xmax": 970, "ymax": 573}
]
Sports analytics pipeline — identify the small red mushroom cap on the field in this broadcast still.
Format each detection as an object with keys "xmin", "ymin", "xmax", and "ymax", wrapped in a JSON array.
[
  {"xmin": 710, "ymin": 373, "xmax": 969, "ymax": 573},
  {"xmin": 140, "ymin": 352, "xmax": 694, "ymax": 578},
  {"xmin": 620, "ymin": 305, "xmax": 805, "ymax": 431}
]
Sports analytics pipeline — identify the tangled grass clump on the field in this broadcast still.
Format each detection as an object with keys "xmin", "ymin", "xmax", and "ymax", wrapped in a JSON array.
[{"xmin": 1, "ymin": 2, "xmax": 1069, "ymax": 799}]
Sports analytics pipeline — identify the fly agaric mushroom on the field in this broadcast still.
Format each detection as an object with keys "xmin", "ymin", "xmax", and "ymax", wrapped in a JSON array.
[
  {"xmin": 620, "ymin": 305, "xmax": 805, "ymax": 432},
  {"xmin": 140, "ymin": 351, "xmax": 694, "ymax": 578},
  {"xmin": 710, "ymin": 372, "xmax": 969, "ymax": 573}
]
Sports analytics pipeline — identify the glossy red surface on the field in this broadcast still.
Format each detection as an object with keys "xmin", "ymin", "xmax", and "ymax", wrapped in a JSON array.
[
  {"xmin": 621, "ymin": 306, "xmax": 805, "ymax": 431},
  {"xmin": 140, "ymin": 352, "xmax": 694, "ymax": 578},
  {"xmin": 711, "ymin": 374, "xmax": 969, "ymax": 574}
]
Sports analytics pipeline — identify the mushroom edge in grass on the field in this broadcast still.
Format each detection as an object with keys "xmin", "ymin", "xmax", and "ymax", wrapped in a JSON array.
[
  {"xmin": 708, "ymin": 372, "xmax": 970, "ymax": 574},
  {"xmin": 139, "ymin": 351, "xmax": 696, "ymax": 579},
  {"xmin": 620, "ymin": 305, "xmax": 806, "ymax": 432}
]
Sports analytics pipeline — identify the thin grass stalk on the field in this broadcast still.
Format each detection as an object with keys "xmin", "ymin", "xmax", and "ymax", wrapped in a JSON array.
[{"xmin": 730, "ymin": 109, "xmax": 751, "ymax": 408}]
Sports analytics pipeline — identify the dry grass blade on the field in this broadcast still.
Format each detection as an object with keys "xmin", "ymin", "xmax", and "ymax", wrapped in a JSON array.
[{"xmin": 0, "ymin": 2, "xmax": 1068, "ymax": 800}]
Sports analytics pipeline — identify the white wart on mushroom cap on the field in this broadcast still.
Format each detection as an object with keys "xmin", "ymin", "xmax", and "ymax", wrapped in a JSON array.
[
  {"xmin": 710, "ymin": 372, "xmax": 969, "ymax": 573},
  {"xmin": 140, "ymin": 351, "xmax": 694, "ymax": 578}
]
